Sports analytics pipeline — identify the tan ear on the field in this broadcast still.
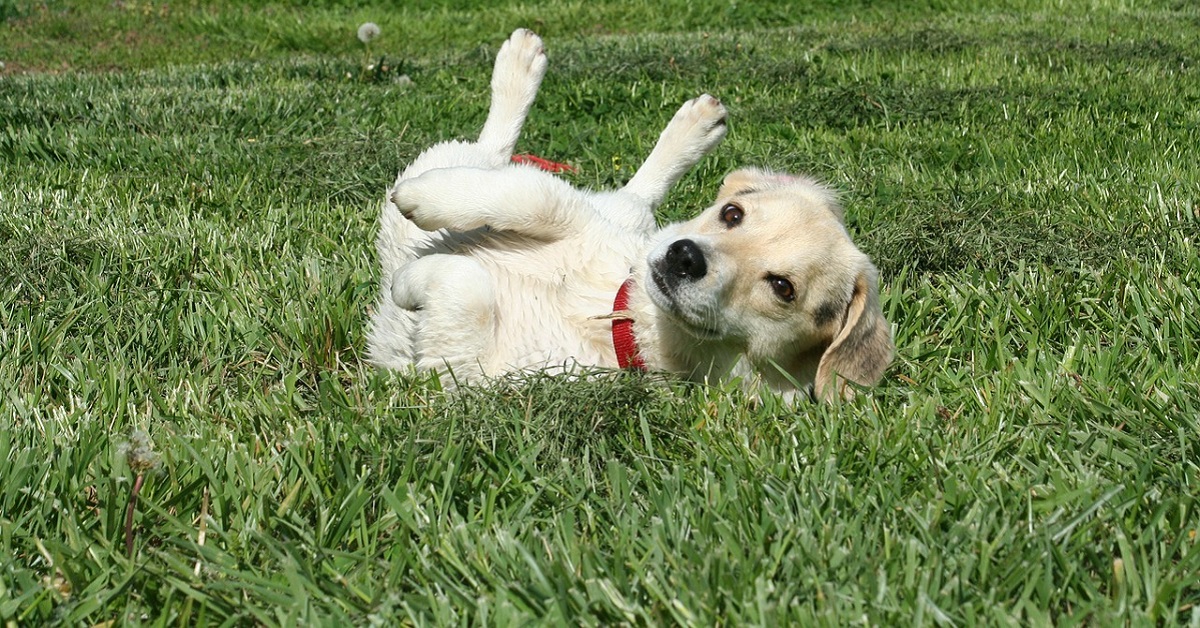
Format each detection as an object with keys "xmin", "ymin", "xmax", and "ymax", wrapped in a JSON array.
[{"xmin": 814, "ymin": 267, "xmax": 894, "ymax": 401}]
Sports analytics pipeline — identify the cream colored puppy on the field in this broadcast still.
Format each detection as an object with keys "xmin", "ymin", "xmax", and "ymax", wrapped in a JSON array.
[{"xmin": 368, "ymin": 29, "xmax": 893, "ymax": 401}]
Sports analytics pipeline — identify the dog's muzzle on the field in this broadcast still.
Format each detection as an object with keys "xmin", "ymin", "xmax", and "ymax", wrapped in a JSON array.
[
  {"xmin": 648, "ymin": 238, "xmax": 726, "ymax": 339},
  {"xmin": 655, "ymin": 239, "xmax": 707, "ymax": 294}
]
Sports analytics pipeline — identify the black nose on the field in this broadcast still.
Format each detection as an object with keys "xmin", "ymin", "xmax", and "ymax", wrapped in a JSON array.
[{"xmin": 664, "ymin": 239, "xmax": 707, "ymax": 281}]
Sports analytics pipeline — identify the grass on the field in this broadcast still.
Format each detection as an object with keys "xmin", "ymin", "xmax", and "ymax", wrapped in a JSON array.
[{"xmin": 3, "ymin": 0, "xmax": 1200, "ymax": 624}]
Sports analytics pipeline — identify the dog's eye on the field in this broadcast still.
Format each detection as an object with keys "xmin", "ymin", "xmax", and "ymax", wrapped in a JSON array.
[
  {"xmin": 767, "ymin": 274, "xmax": 795, "ymax": 302},
  {"xmin": 719, "ymin": 203, "xmax": 744, "ymax": 228}
]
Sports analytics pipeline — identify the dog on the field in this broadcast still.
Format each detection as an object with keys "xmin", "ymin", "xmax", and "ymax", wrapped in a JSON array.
[{"xmin": 367, "ymin": 28, "xmax": 893, "ymax": 401}]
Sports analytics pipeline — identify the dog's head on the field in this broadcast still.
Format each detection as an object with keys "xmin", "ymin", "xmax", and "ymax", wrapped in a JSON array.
[{"xmin": 645, "ymin": 167, "xmax": 893, "ymax": 401}]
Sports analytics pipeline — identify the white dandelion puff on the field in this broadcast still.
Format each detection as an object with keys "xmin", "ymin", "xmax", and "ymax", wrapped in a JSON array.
[
  {"xmin": 357, "ymin": 22, "xmax": 381, "ymax": 44},
  {"xmin": 121, "ymin": 429, "xmax": 161, "ymax": 473}
]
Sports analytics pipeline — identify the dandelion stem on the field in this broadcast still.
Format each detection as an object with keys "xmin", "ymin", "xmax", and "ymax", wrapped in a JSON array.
[{"xmin": 125, "ymin": 473, "xmax": 145, "ymax": 557}]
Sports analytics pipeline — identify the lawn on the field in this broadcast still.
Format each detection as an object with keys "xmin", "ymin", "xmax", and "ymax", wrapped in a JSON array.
[{"xmin": 2, "ymin": 0, "xmax": 1199, "ymax": 624}]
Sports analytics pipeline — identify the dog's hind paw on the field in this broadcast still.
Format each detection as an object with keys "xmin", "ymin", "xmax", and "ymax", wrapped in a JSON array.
[
  {"xmin": 390, "ymin": 270, "xmax": 423, "ymax": 311},
  {"xmin": 492, "ymin": 28, "xmax": 547, "ymax": 108}
]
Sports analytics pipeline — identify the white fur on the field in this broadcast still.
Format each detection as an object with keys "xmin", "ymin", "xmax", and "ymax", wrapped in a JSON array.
[{"xmin": 367, "ymin": 29, "xmax": 893, "ymax": 400}]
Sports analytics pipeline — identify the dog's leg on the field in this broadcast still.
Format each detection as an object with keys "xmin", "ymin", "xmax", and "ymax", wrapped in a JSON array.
[
  {"xmin": 370, "ymin": 30, "xmax": 544, "ymax": 375},
  {"xmin": 376, "ymin": 31, "xmax": 546, "ymax": 289},
  {"xmin": 386, "ymin": 28, "xmax": 547, "ymax": 189},
  {"xmin": 478, "ymin": 28, "xmax": 548, "ymax": 162},
  {"xmin": 391, "ymin": 165, "xmax": 586, "ymax": 240},
  {"xmin": 622, "ymin": 94, "xmax": 728, "ymax": 207},
  {"xmin": 390, "ymin": 254, "xmax": 497, "ymax": 380}
]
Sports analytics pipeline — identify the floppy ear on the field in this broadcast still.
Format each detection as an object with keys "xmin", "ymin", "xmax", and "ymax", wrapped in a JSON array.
[{"xmin": 814, "ymin": 267, "xmax": 894, "ymax": 401}]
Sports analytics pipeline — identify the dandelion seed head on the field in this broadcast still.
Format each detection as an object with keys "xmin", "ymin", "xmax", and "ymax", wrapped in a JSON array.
[
  {"xmin": 357, "ymin": 22, "xmax": 381, "ymax": 44},
  {"xmin": 122, "ymin": 429, "xmax": 162, "ymax": 473}
]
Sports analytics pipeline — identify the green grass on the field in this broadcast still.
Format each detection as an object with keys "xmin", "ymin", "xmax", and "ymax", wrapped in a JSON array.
[{"xmin": 3, "ymin": 0, "xmax": 1200, "ymax": 624}]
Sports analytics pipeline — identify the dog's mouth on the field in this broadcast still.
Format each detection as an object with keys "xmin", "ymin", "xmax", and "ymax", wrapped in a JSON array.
[
  {"xmin": 648, "ymin": 268, "xmax": 724, "ymax": 340},
  {"xmin": 649, "ymin": 268, "xmax": 674, "ymax": 304}
]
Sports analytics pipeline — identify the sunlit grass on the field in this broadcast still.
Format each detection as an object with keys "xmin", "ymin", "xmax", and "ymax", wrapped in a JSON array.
[{"xmin": 2, "ymin": 0, "xmax": 1199, "ymax": 624}]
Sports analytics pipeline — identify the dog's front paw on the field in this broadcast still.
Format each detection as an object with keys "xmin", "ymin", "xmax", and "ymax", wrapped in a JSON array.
[
  {"xmin": 391, "ymin": 179, "xmax": 450, "ymax": 231},
  {"xmin": 665, "ymin": 94, "xmax": 728, "ymax": 155},
  {"xmin": 390, "ymin": 181, "xmax": 422, "ymax": 222},
  {"xmin": 391, "ymin": 174, "xmax": 487, "ymax": 233}
]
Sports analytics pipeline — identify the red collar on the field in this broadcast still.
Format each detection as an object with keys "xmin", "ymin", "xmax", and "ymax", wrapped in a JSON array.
[{"xmin": 610, "ymin": 278, "xmax": 646, "ymax": 370}]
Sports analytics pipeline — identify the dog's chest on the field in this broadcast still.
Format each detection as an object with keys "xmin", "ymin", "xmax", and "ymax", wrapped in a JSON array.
[{"xmin": 473, "ymin": 231, "xmax": 644, "ymax": 369}]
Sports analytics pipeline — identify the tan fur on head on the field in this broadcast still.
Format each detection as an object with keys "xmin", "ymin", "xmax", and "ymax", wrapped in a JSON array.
[
  {"xmin": 719, "ymin": 167, "xmax": 845, "ymax": 222},
  {"xmin": 641, "ymin": 166, "xmax": 893, "ymax": 402}
]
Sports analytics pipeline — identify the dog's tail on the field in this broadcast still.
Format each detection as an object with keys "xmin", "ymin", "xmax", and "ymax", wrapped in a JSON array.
[
  {"xmin": 375, "ymin": 195, "xmax": 424, "ymax": 282},
  {"xmin": 367, "ymin": 191, "xmax": 427, "ymax": 370},
  {"xmin": 365, "ymin": 290, "xmax": 417, "ymax": 370}
]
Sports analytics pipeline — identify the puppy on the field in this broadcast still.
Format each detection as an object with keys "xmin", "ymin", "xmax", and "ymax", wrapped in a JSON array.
[{"xmin": 368, "ymin": 29, "xmax": 893, "ymax": 401}]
